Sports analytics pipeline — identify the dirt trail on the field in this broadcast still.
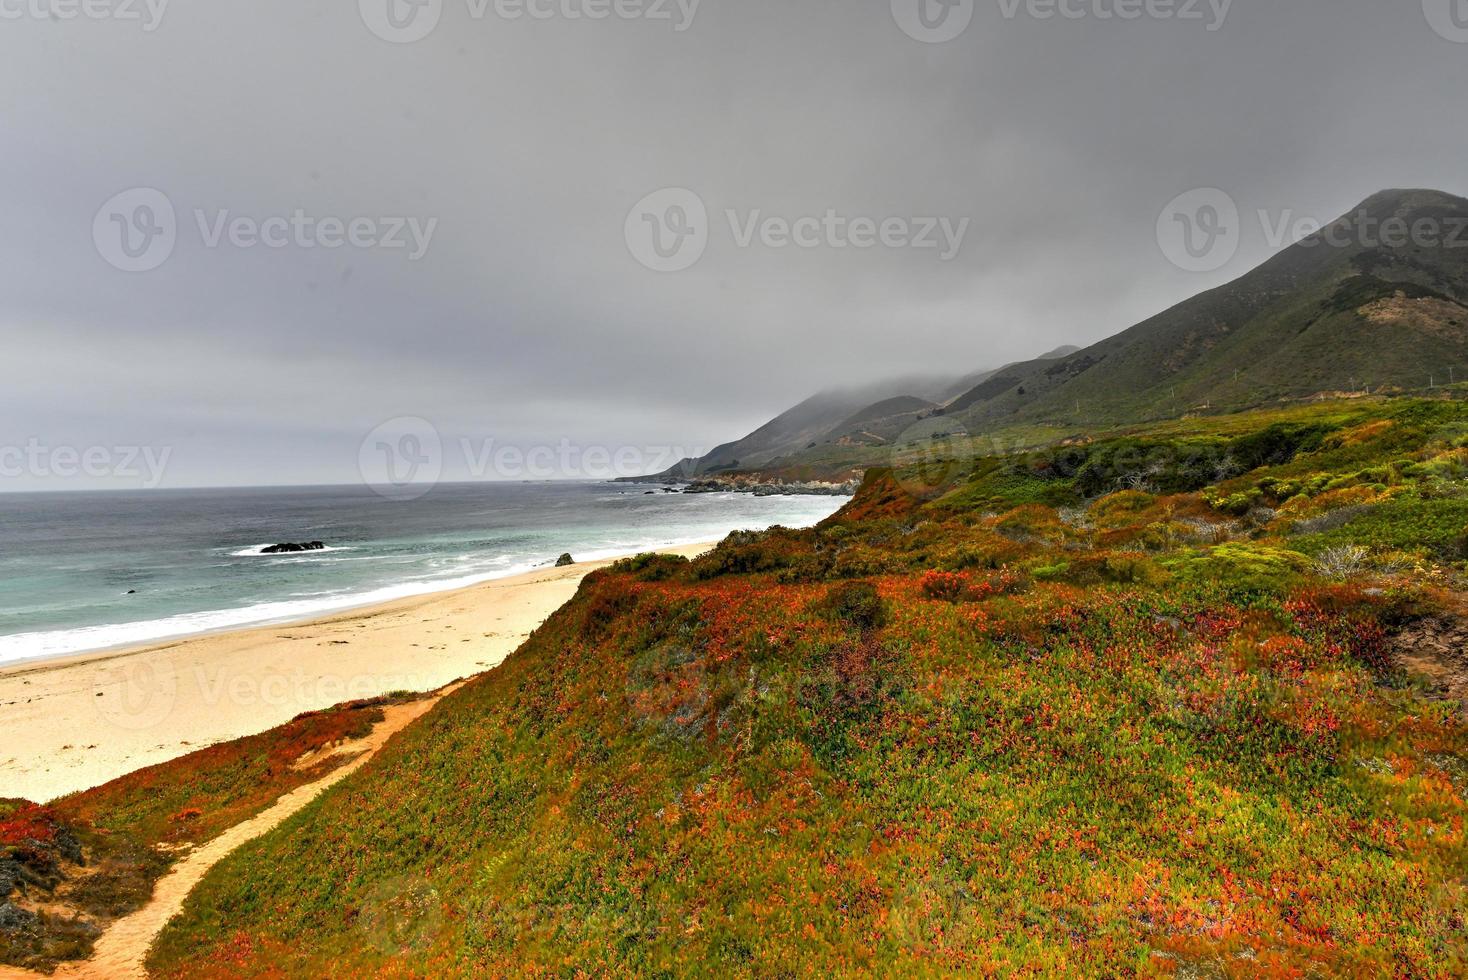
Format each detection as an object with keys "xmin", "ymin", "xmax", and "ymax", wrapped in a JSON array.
[{"xmin": 0, "ymin": 691, "xmax": 451, "ymax": 980}]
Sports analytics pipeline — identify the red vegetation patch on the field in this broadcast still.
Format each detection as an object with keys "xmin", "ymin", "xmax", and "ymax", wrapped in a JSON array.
[
  {"xmin": 920, "ymin": 569, "xmax": 1025, "ymax": 602},
  {"xmin": 921, "ymin": 570, "xmax": 970, "ymax": 601},
  {"xmin": 0, "ymin": 803, "xmax": 59, "ymax": 850},
  {"xmin": 831, "ymin": 469, "xmax": 921, "ymax": 523}
]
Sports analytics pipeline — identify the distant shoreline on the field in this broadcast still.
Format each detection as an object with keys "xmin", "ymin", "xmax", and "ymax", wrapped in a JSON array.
[{"xmin": 0, "ymin": 541, "xmax": 717, "ymax": 803}]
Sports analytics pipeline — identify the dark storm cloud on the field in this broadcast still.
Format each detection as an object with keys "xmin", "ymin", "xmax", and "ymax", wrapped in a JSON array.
[{"xmin": 2, "ymin": 0, "xmax": 1465, "ymax": 488}]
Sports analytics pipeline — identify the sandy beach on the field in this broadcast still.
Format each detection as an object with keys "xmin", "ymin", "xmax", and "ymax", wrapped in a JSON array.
[{"xmin": 0, "ymin": 542, "xmax": 714, "ymax": 804}]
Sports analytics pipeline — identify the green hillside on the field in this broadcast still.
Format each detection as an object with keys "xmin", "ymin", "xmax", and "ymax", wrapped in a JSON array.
[
  {"xmin": 950, "ymin": 190, "xmax": 1468, "ymax": 431},
  {"xmin": 672, "ymin": 190, "xmax": 1468, "ymax": 483},
  {"xmin": 148, "ymin": 397, "xmax": 1468, "ymax": 977}
]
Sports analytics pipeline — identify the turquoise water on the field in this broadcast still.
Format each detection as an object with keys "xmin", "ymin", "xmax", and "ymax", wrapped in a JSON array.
[{"xmin": 0, "ymin": 483, "xmax": 845, "ymax": 666}]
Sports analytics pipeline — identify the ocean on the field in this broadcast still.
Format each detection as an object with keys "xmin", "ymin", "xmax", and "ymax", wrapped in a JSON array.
[{"xmin": 0, "ymin": 482, "xmax": 846, "ymax": 667}]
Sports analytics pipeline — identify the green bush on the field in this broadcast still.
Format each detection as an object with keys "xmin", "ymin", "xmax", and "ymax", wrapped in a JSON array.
[
  {"xmin": 1030, "ymin": 560, "xmax": 1071, "ymax": 581},
  {"xmin": 1163, "ymin": 543, "xmax": 1311, "ymax": 595},
  {"xmin": 1102, "ymin": 554, "xmax": 1167, "ymax": 585},
  {"xmin": 609, "ymin": 552, "xmax": 690, "ymax": 582},
  {"xmin": 818, "ymin": 581, "xmax": 887, "ymax": 631}
]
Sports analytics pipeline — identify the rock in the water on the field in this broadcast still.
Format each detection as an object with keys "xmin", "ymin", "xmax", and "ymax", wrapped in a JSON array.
[
  {"xmin": 261, "ymin": 541, "xmax": 327, "ymax": 555},
  {"xmin": 556, "ymin": 554, "xmax": 576, "ymax": 567}
]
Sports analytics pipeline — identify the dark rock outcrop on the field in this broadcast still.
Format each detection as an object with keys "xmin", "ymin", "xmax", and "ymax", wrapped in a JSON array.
[
  {"xmin": 0, "ymin": 900, "xmax": 37, "ymax": 932},
  {"xmin": 261, "ymin": 541, "xmax": 327, "ymax": 555},
  {"xmin": 556, "ymin": 554, "xmax": 576, "ymax": 567},
  {"xmin": 0, "ymin": 859, "xmax": 33, "ymax": 900},
  {"xmin": 682, "ymin": 479, "xmax": 858, "ymax": 497}
]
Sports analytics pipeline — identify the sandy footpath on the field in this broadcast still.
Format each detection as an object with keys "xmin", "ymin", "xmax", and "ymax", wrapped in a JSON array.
[
  {"xmin": 0, "ymin": 542, "xmax": 713, "ymax": 803},
  {"xmin": 0, "ymin": 692, "xmax": 455, "ymax": 980}
]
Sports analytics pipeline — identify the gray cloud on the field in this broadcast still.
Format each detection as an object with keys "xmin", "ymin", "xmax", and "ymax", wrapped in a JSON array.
[{"xmin": 2, "ymin": 0, "xmax": 1465, "ymax": 488}]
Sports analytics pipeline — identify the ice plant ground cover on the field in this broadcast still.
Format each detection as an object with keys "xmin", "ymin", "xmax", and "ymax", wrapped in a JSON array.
[
  {"xmin": 34, "ymin": 397, "xmax": 1468, "ymax": 975},
  {"xmin": 141, "ymin": 397, "xmax": 1468, "ymax": 976}
]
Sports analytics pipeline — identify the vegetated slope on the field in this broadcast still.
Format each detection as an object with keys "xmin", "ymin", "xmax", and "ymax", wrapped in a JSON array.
[
  {"xmin": 820, "ymin": 396, "xmax": 939, "ymax": 450},
  {"xmin": 151, "ymin": 397, "xmax": 1468, "ymax": 977},
  {"xmin": 833, "ymin": 396, "xmax": 938, "ymax": 432},
  {"xmin": 645, "ymin": 378, "xmax": 965, "ymax": 480},
  {"xmin": 933, "ymin": 346, "xmax": 1080, "ymax": 407},
  {"xmin": 647, "ymin": 348, "xmax": 1079, "ymax": 482},
  {"xmin": 948, "ymin": 189, "xmax": 1468, "ymax": 430}
]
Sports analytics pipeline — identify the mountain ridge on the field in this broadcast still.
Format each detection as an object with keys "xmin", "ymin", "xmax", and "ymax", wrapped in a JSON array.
[
  {"xmin": 650, "ymin": 189, "xmax": 1468, "ymax": 481},
  {"xmin": 632, "ymin": 347, "xmax": 1080, "ymax": 482}
]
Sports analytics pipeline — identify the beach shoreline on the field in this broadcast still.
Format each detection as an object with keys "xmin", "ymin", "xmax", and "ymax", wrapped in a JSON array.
[
  {"xmin": 0, "ymin": 532, "xmax": 736, "ymax": 671},
  {"xmin": 0, "ymin": 541, "xmax": 716, "ymax": 804}
]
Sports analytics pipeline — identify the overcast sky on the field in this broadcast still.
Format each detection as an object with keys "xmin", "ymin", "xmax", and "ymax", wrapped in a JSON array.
[{"xmin": 3, "ymin": 0, "xmax": 1467, "ymax": 489}]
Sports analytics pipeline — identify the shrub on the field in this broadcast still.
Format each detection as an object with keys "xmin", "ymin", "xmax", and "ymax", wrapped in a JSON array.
[
  {"xmin": 1289, "ymin": 503, "xmax": 1380, "ymax": 535},
  {"xmin": 993, "ymin": 505, "xmax": 1062, "ymax": 542},
  {"xmin": 1163, "ymin": 543, "xmax": 1311, "ymax": 595},
  {"xmin": 918, "ymin": 568, "xmax": 1025, "ymax": 600},
  {"xmin": 971, "ymin": 568, "xmax": 1027, "ymax": 598},
  {"xmin": 1233, "ymin": 422, "xmax": 1332, "ymax": 466},
  {"xmin": 1101, "ymin": 554, "xmax": 1167, "ymax": 585},
  {"xmin": 1312, "ymin": 545, "xmax": 1371, "ymax": 580},
  {"xmin": 819, "ymin": 581, "xmax": 887, "ymax": 631},
  {"xmin": 608, "ymin": 552, "xmax": 689, "ymax": 582},
  {"xmin": 1030, "ymin": 561, "xmax": 1071, "ymax": 581},
  {"xmin": 1411, "ymin": 447, "xmax": 1468, "ymax": 484},
  {"xmin": 775, "ymin": 552, "xmax": 835, "ymax": 584},
  {"xmin": 829, "ymin": 548, "xmax": 897, "ymax": 580},
  {"xmin": 1181, "ymin": 519, "xmax": 1235, "ymax": 545},
  {"xmin": 690, "ymin": 540, "xmax": 790, "ymax": 580},
  {"xmin": 1090, "ymin": 490, "xmax": 1156, "ymax": 525},
  {"xmin": 920, "ymin": 570, "xmax": 969, "ymax": 601},
  {"xmin": 1208, "ymin": 487, "xmax": 1264, "ymax": 516}
]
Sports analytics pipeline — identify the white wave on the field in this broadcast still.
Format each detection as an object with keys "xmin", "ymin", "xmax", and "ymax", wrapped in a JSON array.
[{"xmin": 0, "ymin": 561, "xmax": 549, "ymax": 668}]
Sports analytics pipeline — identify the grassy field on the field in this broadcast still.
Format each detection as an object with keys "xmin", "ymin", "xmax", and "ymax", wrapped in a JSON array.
[{"xmin": 114, "ymin": 399, "xmax": 1468, "ymax": 974}]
